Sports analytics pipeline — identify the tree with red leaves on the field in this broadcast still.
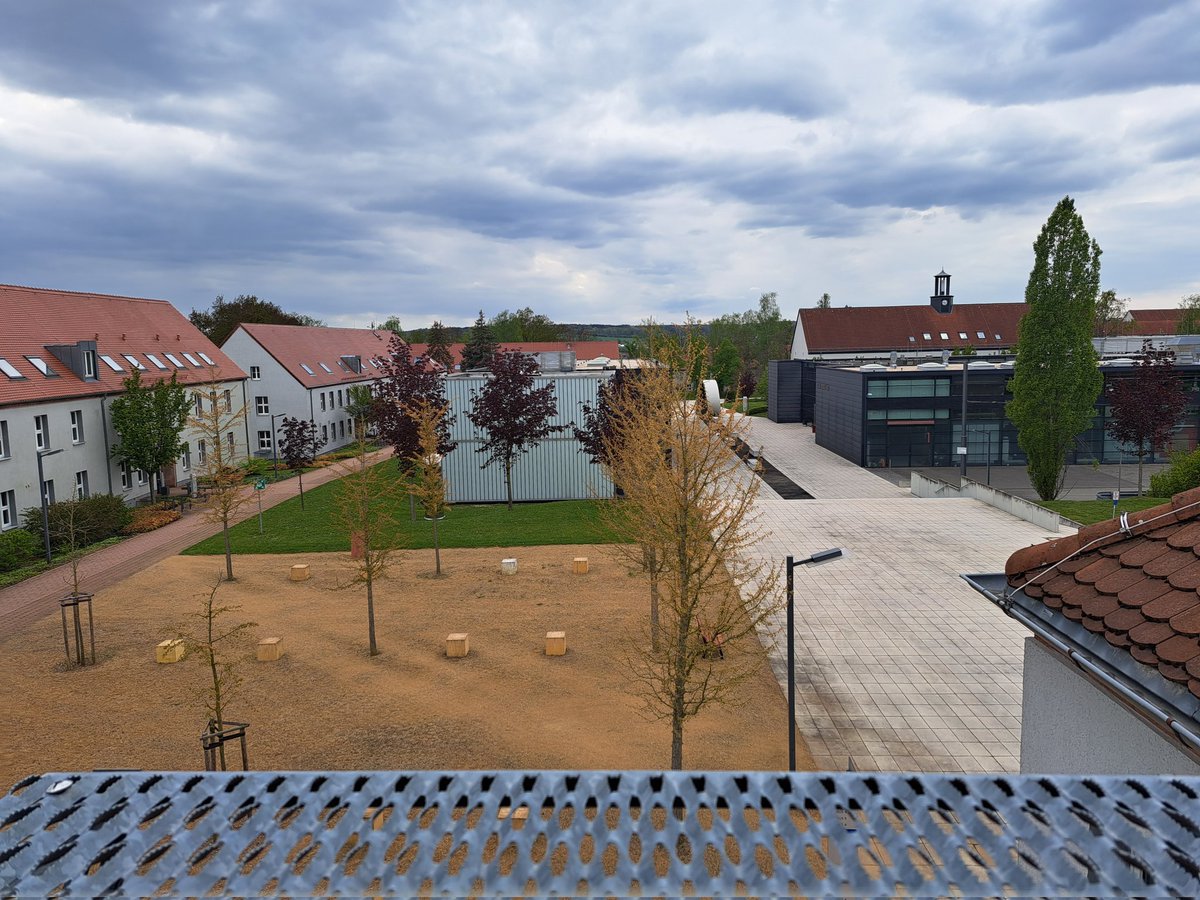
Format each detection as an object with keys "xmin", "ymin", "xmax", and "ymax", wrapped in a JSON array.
[
  {"xmin": 371, "ymin": 334, "xmax": 456, "ymax": 467},
  {"xmin": 277, "ymin": 416, "xmax": 324, "ymax": 509},
  {"xmin": 467, "ymin": 350, "xmax": 563, "ymax": 509},
  {"xmin": 574, "ymin": 369, "xmax": 644, "ymax": 469},
  {"xmin": 1107, "ymin": 342, "xmax": 1188, "ymax": 495}
]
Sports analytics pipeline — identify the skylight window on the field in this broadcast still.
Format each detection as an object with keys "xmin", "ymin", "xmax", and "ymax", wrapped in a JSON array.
[
  {"xmin": 369, "ymin": 359, "xmax": 379, "ymax": 367},
  {"xmin": 976, "ymin": 331, "xmax": 986, "ymax": 340},
  {"xmin": 122, "ymin": 354, "xmax": 146, "ymax": 370},
  {"xmin": 0, "ymin": 358, "xmax": 25, "ymax": 379},
  {"xmin": 995, "ymin": 334, "xmax": 1002, "ymax": 340},
  {"xmin": 907, "ymin": 336, "xmax": 915, "ymax": 343},
  {"xmin": 25, "ymin": 356, "xmax": 58, "ymax": 377},
  {"xmin": 100, "ymin": 355, "xmax": 124, "ymax": 372},
  {"xmin": 181, "ymin": 352, "xmax": 201, "ymax": 367},
  {"xmin": 319, "ymin": 362, "xmax": 334, "ymax": 373},
  {"xmin": 197, "ymin": 352, "xmax": 215, "ymax": 365},
  {"xmin": 301, "ymin": 363, "xmax": 316, "ymax": 375},
  {"xmin": 939, "ymin": 333, "xmax": 949, "ymax": 340},
  {"xmin": 922, "ymin": 333, "xmax": 931, "ymax": 340},
  {"xmin": 164, "ymin": 353, "xmax": 185, "ymax": 368},
  {"xmin": 958, "ymin": 332, "xmax": 968, "ymax": 340},
  {"xmin": 145, "ymin": 353, "xmax": 168, "ymax": 370}
]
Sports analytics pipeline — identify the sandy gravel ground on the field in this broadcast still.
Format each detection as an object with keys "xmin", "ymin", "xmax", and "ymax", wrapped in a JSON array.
[{"xmin": 0, "ymin": 545, "xmax": 810, "ymax": 790}]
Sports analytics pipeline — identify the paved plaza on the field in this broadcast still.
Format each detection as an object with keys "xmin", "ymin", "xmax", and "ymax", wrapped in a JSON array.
[{"xmin": 741, "ymin": 417, "xmax": 1069, "ymax": 772}]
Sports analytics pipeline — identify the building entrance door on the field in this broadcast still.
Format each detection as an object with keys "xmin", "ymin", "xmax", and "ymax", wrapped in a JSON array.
[{"xmin": 888, "ymin": 423, "xmax": 933, "ymax": 467}]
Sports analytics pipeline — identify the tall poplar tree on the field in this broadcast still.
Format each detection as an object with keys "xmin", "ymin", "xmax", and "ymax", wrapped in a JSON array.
[{"xmin": 1006, "ymin": 196, "xmax": 1103, "ymax": 500}]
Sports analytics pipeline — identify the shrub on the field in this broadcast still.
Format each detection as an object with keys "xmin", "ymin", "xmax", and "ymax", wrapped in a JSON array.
[
  {"xmin": 240, "ymin": 457, "xmax": 271, "ymax": 478},
  {"xmin": 0, "ymin": 529, "xmax": 40, "ymax": 573},
  {"xmin": 21, "ymin": 494, "xmax": 133, "ymax": 551},
  {"xmin": 1149, "ymin": 447, "xmax": 1200, "ymax": 498},
  {"xmin": 122, "ymin": 504, "xmax": 182, "ymax": 535}
]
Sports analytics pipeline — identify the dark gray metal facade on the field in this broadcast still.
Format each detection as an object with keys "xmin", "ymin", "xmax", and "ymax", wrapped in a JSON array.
[
  {"xmin": 767, "ymin": 360, "xmax": 806, "ymax": 423},
  {"xmin": 6, "ymin": 769, "xmax": 1199, "ymax": 897},
  {"xmin": 814, "ymin": 367, "xmax": 865, "ymax": 465}
]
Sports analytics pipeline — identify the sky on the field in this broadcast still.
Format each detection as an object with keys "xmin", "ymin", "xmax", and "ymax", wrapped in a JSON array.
[{"xmin": 2, "ymin": 1, "xmax": 1198, "ymax": 329}]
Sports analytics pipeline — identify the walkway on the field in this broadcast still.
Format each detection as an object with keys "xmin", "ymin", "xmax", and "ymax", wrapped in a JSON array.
[
  {"xmin": 739, "ymin": 417, "xmax": 1069, "ymax": 772},
  {"xmin": 0, "ymin": 449, "xmax": 393, "ymax": 639}
]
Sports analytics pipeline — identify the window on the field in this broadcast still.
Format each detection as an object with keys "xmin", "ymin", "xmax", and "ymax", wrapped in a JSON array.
[
  {"xmin": 320, "ymin": 393, "xmax": 326, "ymax": 411},
  {"xmin": 70, "ymin": 410, "xmax": 84, "ymax": 444},
  {"xmin": 301, "ymin": 364, "xmax": 316, "ymax": 376},
  {"xmin": 958, "ymin": 332, "xmax": 968, "ymax": 340},
  {"xmin": 145, "ymin": 353, "xmax": 168, "ymax": 370},
  {"xmin": 193, "ymin": 392, "xmax": 203, "ymax": 416},
  {"xmin": 0, "ymin": 490, "xmax": 15, "ymax": 529},
  {"xmin": 223, "ymin": 390, "xmax": 231, "ymax": 412},
  {"xmin": 136, "ymin": 469, "xmax": 146, "ymax": 486},
  {"xmin": 322, "ymin": 425, "xmax": 328, "ymax": 444},
  {"xmin": 99, "ymin": 355, "xmax": 124, "ymax": 372},
  {"xmin": 921, "ymin": 333, "xmax": 931, "ymax": 340},
  {"xmin": 197, "ymin": 440, "xmax": 207, "ymax": 466},
  {"xmin": 182, "ymin": 352, "xmax": 201, "ymax": 367},
  {"xmin": 164, "ymin": 353, "xmax": 185, "ymax": 368},
  {"xmin": 198, "ymin": 352, "xmax": 215, "ymax": 365},
  {"xmin": 26, "ymin": 356, "xmax": 58, "ymax": 377},
  {"xmin": 120, "ymin": 462, "xmax": 132, "ymax": 491},
  {"xmin": 180, "ymin": 444, "xmax": 191, "ymax": 471},
  {"xmin": 337, "ymin": 390, "xmax": 343, "ymax": 407},
  {"xmin": 319, "ymin": 362, "xmax": 334, "ymax": 373},
  {"xmin": 337, "ymin": 420, "xmax": 343, "ymax": 438},
  {"xmin": 866, "ymin": 378, "xmax": 950, "ymax": 399},
  {"xmin": 74, "ymin": 470, "xmax": 89, "ymax": 499},
  {"xmin": 83, "ymin": 349, "xmax": 96, "ymax": 378},
  {"xmin": 348, "ymin": 418, "xmax": 354, "ymax": 435},
  {"xmin": 34, "ymin": 415, "xmax": 48, "ymax": 450},
  {"xmin": 939, "ymin": 332, "xmax": 949, "ymax": 340},
  {"xmin": 122, "ymin": 354, "xmax": 145, "ymax": 370},
  {"xmin": 994, "ymin": 334, "xmax": 1002, "ymax": 340},
  {"xmin": 255, "ymin": 396, "xmax": 270, "ymax": 415},
  {"xmin": 250, "ymin": 366, "xmax": 261, "ymax": 380},
  {"xmin": 976, "ymin": 331, "xmax": 986, "ymax": 340},
  {"xmin": 0, "ymin": 358, "xmax": 25, "ymax": 379},
  {"xmin": 0, "ymin": 420, "xmax": 8, "ymax": 459},
  {"xmin": 258, "ymin": 430, "xmax": 273, "ymax": 451},
  {"xmin": 907, "ymin": 336, "xmax": 915, "ymax": 343},
  {"xmin": 226, "ymin": 432, "xmax": 235, "ymax": 448},
  {"xmin": 44, "ymin": 479, "xmax": 55, "ymax": 505}
]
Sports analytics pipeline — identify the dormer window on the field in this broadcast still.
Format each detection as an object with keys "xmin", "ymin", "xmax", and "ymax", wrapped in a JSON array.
[
  {"xmin": 83, "ymin": 350, "xmax": 96, "ymax": 378},
  {"xmin": 340, "ymin": 355, "xmax": 363, "ymax": 374}
]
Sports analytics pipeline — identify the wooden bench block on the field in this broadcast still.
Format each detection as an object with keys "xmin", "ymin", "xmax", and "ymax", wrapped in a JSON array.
[
  {"xmin": 572, "ymin": 557, "xmax": 588, "ymax": 575},
  {"xmin": 257, "ymin": 637, "xmax": 282, "ymax": 661},
  {"xmin": 289, "ymin": 564, "xmax": 310, "ymax": 582},
  {"xmin": 156, "ymin": 639, "xmax": 185, "ymax": 664},
  {"xmin": 545, "ymin": 631, "xmax": 567, "ymax": 656},
  {"xmin": 446, "ymin": 633, "xmax": 469, "ymax": 658},
  {"xmin": 500, "ymin": 558, "xmax": 518, "ymax": 575}
]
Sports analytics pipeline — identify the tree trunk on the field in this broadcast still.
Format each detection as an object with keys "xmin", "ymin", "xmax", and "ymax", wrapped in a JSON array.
[
  {"xmin": 298, "ymin": 470, "xmax": 305, "ymax": 510},
  {"xmin": 433, "ymin": 515, "xmax": 441, "ymax": 576},
  {"xmin": 366, "ymin": 569, "xmax": 379, "ymax": 656},
  {"xmin": 208, "ymin": 609, "xmax": 227, "ymax": 771},
  {"xmin": 671, "ymin": 682, "xmax": 685, "ymax": 770},
  {"xmin": 148, "ymin": 479, "xmax": 156, "ymax": 507},
  {"xmin": 222, "ymin": 520, "xmax": 234, "ymax": 581},
  {"xmin": 505, "ymin": 458, "xmax": 514, "ymax": 511},
  {"xmin": 1137, "ymin": 452, "xmax": 1145, "ymax": 497},
  {"xmin": 646, "ymin": 547, "xmax": 661, "ymax": 652}
]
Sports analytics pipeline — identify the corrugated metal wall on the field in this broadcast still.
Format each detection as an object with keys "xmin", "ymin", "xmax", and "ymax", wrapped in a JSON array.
[{"xmin": 441, "ymin": 372, "xmax": 615, "ymax": 503}]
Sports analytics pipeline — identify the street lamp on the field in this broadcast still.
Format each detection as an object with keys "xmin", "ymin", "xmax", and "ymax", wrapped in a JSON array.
[
  {"xmin": 785, "ymin": 547, "xmax": 844, "ymax": 771},
  {"xmin": 270, "ymin": 413, "xmax": 285, "ymax": 480},
  {"xmin": 37, "ymin": 447, "xmax": 64, "ymax": 563},
  {"xmin": 968, "ymin": 428, "xmax": 992, "ymax": 486}
]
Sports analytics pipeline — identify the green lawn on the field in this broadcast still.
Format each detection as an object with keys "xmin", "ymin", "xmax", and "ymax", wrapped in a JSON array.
[
  {"xmin": 0, "ymin": 537, "xmax": 124, "ymax": 589},
  {"xmin": 1037, "ymin": 496, "xmax": 1164, "ymax": 526},
  {"xmin": 182, "ymin": 461, "xmax": 620, "ymax": 555},
  {"xmin": 722, "ymin": 398, "xmax": 767, "ymax": 417}
]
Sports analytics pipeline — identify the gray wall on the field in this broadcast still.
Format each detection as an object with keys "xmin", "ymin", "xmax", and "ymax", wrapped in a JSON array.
[
  {"xmin": 814, "ymin": 367, "xmax": 864, "ymax": 465},
  {"xmin": 441, "ymin": 373, "xmax": 614, "ymax": 503},
  {"xmin": 767, "ymin": 360, "xmax": 805, "ymax": 423},
  {"xmin": 1021, "ymin": 637, "xmax": 1200, "ymax": 775}
]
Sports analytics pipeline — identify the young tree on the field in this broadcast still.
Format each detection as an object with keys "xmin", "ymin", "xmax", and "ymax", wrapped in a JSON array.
[
  {"xmin": 189, "ymin": 293, "xmax": 322, "ymax": 345},
  {"xmin": 1107, "ymin": 343, "xmax": 1188, "ymax": 495},
  {"xmin": 334, "ymin": 432, "xmax": 404, "ymax": 656},
  {"xmin": 190, "ymin": 370, "xmax": 252, "ymax": 581},
  {"xmin": 461, "ymin": 310, "xmax": 499, "ymax": 370},
  {"xmin": 426, "ymin": 320, "xmax": 454, "ymax": 371},
  {"xmin": 277, "ymin": 417, "xmax": 324, "ymax": 509},
  {"xmin": 710, "ymin": 338, "xmax": 742, "ymax": 399},
  {"xmin": 372, "ymin": 334, "xmax": 456, "ymax": 463},
  {"xmin": 109, "ymin": 370, "xmax": 191, "ymax": 505},
  {"xmin": 467, "ymin": 350, "xmax": 564, "ymax": 510},
  {"xmin": 600, "ymin": 351, "xmax": 778, "ymax": 769},
  {"xmin": 1177, "ymin": 294, "xmax": 1200, "ymax": 336},
  {"xmin": 1095, "ymin": 289, "xmax": 1128, "ymax": 338},
  {"xmin": 179, "ymin": 577, "xmax": 257, "ymax": 771},
  {"xmin": 345, "ymin": 385, "xmax": 375, "ymax": 433},
  {"xmin": 816, "ymin": 292, "xmax": 832, "ymax": 309},
  {"xmin": 1006, "ymin": 196, "xmax": 1104, "ymax": 500},
  {"xmin": 406, "ymin": 398, "xmax": 450, "ymax": 576}
]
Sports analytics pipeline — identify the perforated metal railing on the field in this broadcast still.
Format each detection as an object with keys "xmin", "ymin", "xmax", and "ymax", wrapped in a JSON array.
[{"xmin": 2, "ymin": 770, "xmax": 1199, "ymax": 897}]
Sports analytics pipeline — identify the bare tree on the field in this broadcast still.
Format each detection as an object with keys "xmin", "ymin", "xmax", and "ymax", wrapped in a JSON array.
[
  {"xmin": 179, "ymin": 577, "xmax": 257, "ymax": 770},
  {"xmin": 600, "ymin": 336, "xmax": 778, "ymax": 769},
  {"xmin": 405, "ymin": 398, "xmax": 450, "ymax": 576},
  {"xmin": 190, "ymin": 368, "xmax": 251, "ymax": 581},
  {"xmin": 334, "ymin": 430, "xmax": 404, "ymax": 656}
]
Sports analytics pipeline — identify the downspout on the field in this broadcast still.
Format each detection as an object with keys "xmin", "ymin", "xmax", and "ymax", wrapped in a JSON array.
[
  {"xmin": 241, "ymin": 380, "xmax": 250, "ymax": 459},
  {"xmin": 981, "ymin": 587, "xmax": 1200, "ymax": 758},
  {"xmin": 100, "ymin": 394, "xmax": 114, "ymax": 495},
  {"xmin": 309, "ymin": 388, "xmax": 315, "ymax": 425}
]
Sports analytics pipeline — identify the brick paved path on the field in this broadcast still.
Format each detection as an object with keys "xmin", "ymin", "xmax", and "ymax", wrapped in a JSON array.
[{"xmin": 0, "ymin": 449, "xmax": 393, "ymax": 639}]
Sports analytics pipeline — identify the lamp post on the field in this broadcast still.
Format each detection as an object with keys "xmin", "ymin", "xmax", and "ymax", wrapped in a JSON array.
[
  {"xmin": 37, "ymin": 447, "xmax": 64, "ymax": 563},
  {"xmin": 968, "ymin": 428, "xmax": 992, "ymax": 486},
  {"xmin": 959, "ymin": 358, "xmax": 970, "ymax": 477},
  {"xmin": 270, "ymin": 413, "xmax": 285, "ymax": 480},
  {"xmin": 786, "ymin": 547, "xmax": 844, "ymax": 771}
]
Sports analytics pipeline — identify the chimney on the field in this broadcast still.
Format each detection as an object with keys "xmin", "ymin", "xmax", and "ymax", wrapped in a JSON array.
[{"xmin": 931, "ymin": 270, "xmax": 954, "ymax": 314}]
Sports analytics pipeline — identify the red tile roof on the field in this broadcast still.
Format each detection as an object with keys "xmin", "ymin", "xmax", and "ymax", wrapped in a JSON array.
[
  {"xmin": 797, "ymin": 302, "xmax": 1027, "ymax": 354},
  {"xmin": 1006, "ymin": 487, "xmax": 1200, "ymax": 699},
  {"xmin": 0, "ymin": 284, "xmax": 246, "ymax": 407},
  {"xmin": 233, "ymin": 324, "xmax": 620, "ymax": 387},
  {"xmin": 1126, "ymin": 308, "xmax": 1184, "ymax": 334}
]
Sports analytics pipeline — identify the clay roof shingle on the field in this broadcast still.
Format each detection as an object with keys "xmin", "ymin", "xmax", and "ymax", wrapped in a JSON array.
[
  {"xmin": 1006, "ymin": 487, "xmax": 1200, "ymax": 699},
  {"xmin": 797, "ymin": 302, "xmax": 1027, "ymax": 354},
  {"xmin": 0, "ymin": 284, "xmax": 246, "ymax": 407}
]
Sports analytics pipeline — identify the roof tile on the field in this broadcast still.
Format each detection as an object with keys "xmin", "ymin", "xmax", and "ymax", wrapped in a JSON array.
[
  {"xmin": 797, "ymin": 302, "xmax": 1026, "ymax": 355},
  {"xmin": 1156, "ymin": 635, "xmax": 1200, "ymax": 665},
  {"xmin": 1082, "ymin": 616, "xmax": 1108, "ymax": 634},
  {"xmin": 1131, "ymin": 644, "xmax": 1160, "ymax": 666},
  {"xmin": 1159, "ymin": 662, "xmax": 1191, "ymax": 684},
  {"xmin": 1168, "ymin": 561, "xmax": 1200, "ymax": 590},
  {"xmin": 1080, "ymin": 594, "xmax": 1120, "ymax": 619},
  {"xmin": 1187, "ymin": 656, "xmax": 1200, "ymax": 680},
  {"xmin": 1142, "ymin": 549, "xmax": 1195, "ymax": 579},
  {"xmin": 1092, "ymin": 568, "xmax": 1147, "ymax": 596},
  {"xmin": 1141, "ymin": 591, "xmax": 1200, "ymax": 623},
  {"xmin": 1129, "ymin": 621, "xmax": 1175, "ymax": 646},
  {"xmin": 1105, "ymin": 630, "xmax": 1132, "ymax": 649},
  {"xmin": 1115, "ymin": 579, "xmax": 1172, "ymax": 607},
  {"xmin": 1118, "ymin": 541, "xmax": 1172, "ymax": 568},
  {"xmin": 1167, "ymin": 522, "xmax": 1200, "ymax": 549},
  {"xmin": 1103, "ymin": 607, "xmax": 1145, "ymax": 633},
  {"xmin": 1074, "ymin": 557, "xmax": 1123, "ymax": 584},
  {"xmin": 1169, "ymin": 606, "xmax": 1200, "ymax": 636}
]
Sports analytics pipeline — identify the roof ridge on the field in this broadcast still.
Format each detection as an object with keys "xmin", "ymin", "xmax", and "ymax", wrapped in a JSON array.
[{"xmin": 0, "ymin": 283, "xmax": 172, "ymax": 305}]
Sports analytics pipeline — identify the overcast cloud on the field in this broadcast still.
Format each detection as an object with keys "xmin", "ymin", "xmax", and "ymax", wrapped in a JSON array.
[{"xmin": 2, "ymin": 0, "xmax": 1198, "ymax": 327}]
